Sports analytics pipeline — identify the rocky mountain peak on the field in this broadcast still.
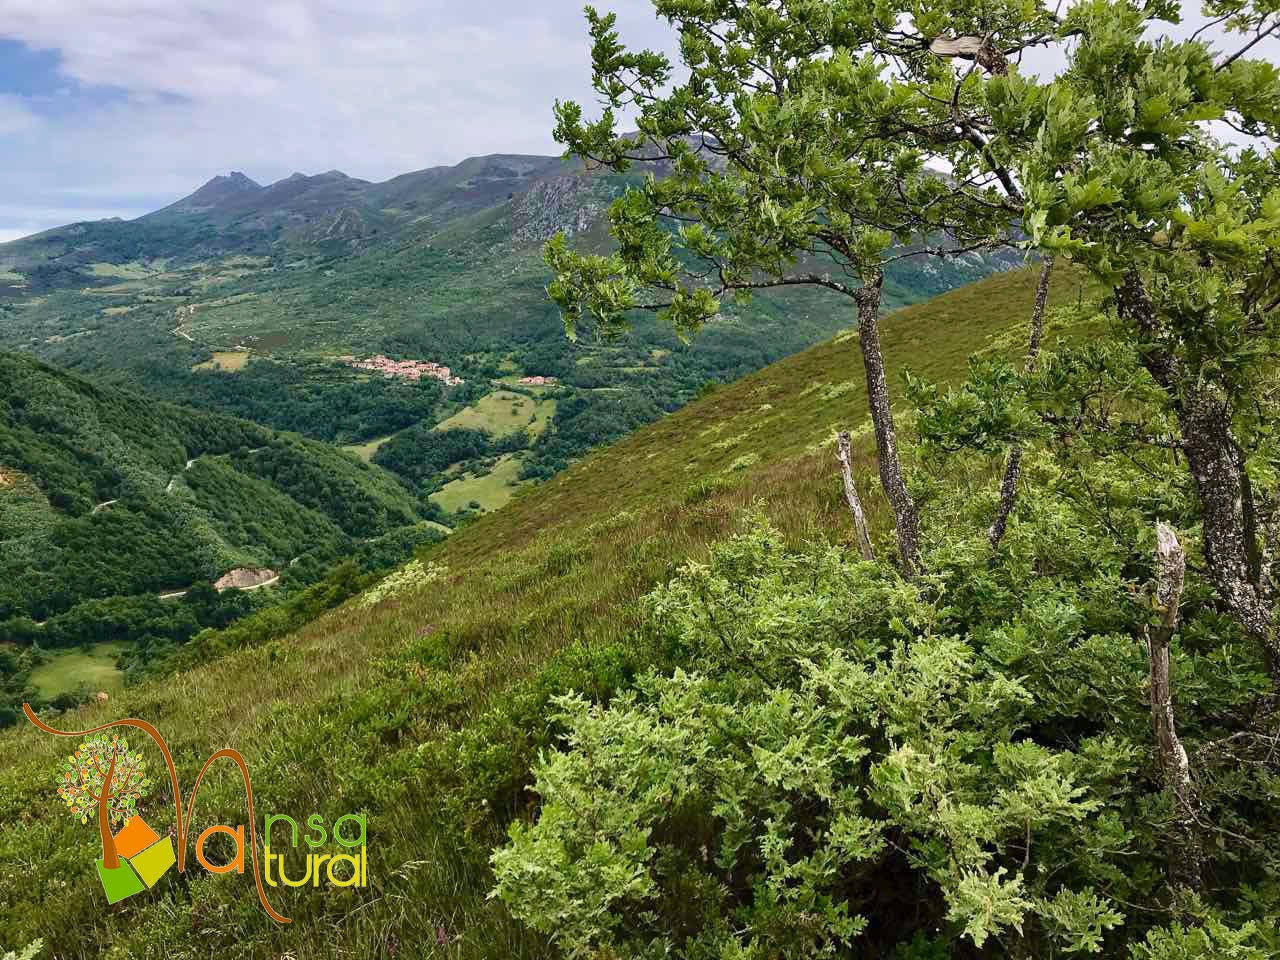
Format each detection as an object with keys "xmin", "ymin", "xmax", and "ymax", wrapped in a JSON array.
[{"xmin": 148, "ymin": 170, "xmax": 265, "ymax": 217}]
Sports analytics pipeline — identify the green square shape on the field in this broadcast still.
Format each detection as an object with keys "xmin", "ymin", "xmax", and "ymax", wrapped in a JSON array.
[
  {"xmin": 96, "ymin": 859, "xmax": 145, "ymax": 904},
  {"xmin": 128, "ymin": 838, "xmax": 175, "ymax": 888}
]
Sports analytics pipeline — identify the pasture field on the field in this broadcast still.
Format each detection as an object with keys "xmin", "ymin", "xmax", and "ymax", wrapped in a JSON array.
[
  {"xmin": 430, "ymin": 452, "xmax": 529, "ymax": 512},
  {"xmin": 433, "ymin": 390, "xmax": 557, "ymax": 439},
  {"xmin": 29, "ymin": 641, "xmax": 130, "ymax": 699},
  {"xmin": 192, "ymin": 350, "xmax": 252, "ymax": 372}
]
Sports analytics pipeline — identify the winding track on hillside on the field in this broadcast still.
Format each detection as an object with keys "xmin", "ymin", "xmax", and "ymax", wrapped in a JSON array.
[
  {"xmin": 155, "ymin": 446, "xmax": 273, "ymax": 597},
  {"xmin": 84, "ymin": 445, "xmax": 284, "ymax": 600},
  {"xmin": 163, "ymin": 447, "xmax": 264, "ymax": 495}
]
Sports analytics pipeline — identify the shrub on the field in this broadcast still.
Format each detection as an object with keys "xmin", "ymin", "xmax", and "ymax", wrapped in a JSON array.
[
  {"xmin": 491, "ymin": 510, "xmax": 1279, "ymax": 958},
  {"xmin": 357, "ymin": 559, "xmax": 448, "ymax": 610},
  {"xmin": 681, "ymin": 474, "xmax": 734, "ymax": 505}
]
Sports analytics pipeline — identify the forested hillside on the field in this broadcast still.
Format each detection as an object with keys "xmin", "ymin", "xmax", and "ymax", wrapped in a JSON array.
[{"xmin": 0, "ymin": 352, "xmax": 439, "ymax": 719}]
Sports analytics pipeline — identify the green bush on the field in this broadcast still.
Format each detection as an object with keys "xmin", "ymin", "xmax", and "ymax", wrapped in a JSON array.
[
  {"xmin": 681, "ymin": 474, "xmax": 735, "ymax": 504},
  {"xmin": 491, "ymin": 509, "xmax": 1278, "ymax": 958}
]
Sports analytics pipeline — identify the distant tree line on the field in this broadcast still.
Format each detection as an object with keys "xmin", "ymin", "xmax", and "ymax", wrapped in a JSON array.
[
  {"xmin": 142, "ymin": 356, "xmax": 451, "ymax": 443},
  {"xmin": 373, "ymin": 427, "xmax": 527, "ymax": 488}
]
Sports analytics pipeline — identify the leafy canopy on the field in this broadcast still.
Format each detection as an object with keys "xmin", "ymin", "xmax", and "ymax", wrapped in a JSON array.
[
  {"xmin": 493, "ymin": 487, "xmax": 1274, "ymax": 956},
  {"xmin": 546, "ymin": 0, "xmax": 1044, "ymax": 338}
]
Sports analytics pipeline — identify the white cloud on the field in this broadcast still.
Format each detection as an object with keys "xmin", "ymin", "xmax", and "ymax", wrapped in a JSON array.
[
  {"xmin": 0, "ymin": 1, "xmax": 673, "ymax": 234},
  {"xmin": 0, "ymin": 1, "xmax": 1274, "ymax": 241},
  {"xmin": 0, "ymin": 94, "xmax": 39, "ymax": 135}
]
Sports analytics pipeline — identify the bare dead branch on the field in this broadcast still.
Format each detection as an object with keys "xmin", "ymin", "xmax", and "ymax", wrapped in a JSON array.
[
  {"xmin": 1146, "ymin": 523, "xmax": 1201, "ymax": 891},
  {"xmin": 836, "ymin": 431, "xmax": 876, "ymax": 561}
]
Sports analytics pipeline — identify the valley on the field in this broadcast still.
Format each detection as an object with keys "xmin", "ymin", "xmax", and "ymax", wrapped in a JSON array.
[
  {"xmin": 0, "ymin": 265, "xmax": 1102, "ymax": 955},
  {"xmin": 4, "ymin": 4, "xmax": 1280, "ymax": 958},
  {"xmin": 0, "ymin": 350, "xmax": 445, "ymax": 714},
  {"xmin": 0, "ymin": 151, "xmax": 1020, "ymax": 514},
  {"xmin": 0, "ymin": 151, "xmax": 1019, "ymax": 713}
]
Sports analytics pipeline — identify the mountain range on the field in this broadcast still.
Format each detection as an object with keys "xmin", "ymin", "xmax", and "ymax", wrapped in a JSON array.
[
  {"xmin": 0, "ymin": 147, "xmax": 1021, "ymax": 486},
  {"xmin": 0, "ymin": 149, "xmax": 1023, "ymax": 700},
  {"xmin": 0, "ymin": 153, "xmax": 585, "ymax": 277}
]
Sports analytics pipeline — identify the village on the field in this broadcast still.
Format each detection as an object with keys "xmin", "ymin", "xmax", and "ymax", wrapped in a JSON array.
[
  {"xmin": 337, "ymin": 356, "xmax": 561, "ymax": 389},
  {"xmin": 339, "ymin": 355, "xmax": 465, "ymax": 386}
]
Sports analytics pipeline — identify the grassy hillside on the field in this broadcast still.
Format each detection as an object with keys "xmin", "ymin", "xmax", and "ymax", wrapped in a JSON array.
[{"xmin": 0, "ymin": 266, "xmax": 1094, "ymax": 957}]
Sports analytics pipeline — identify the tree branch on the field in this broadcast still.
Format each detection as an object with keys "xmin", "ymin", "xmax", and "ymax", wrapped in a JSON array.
[
  {"xmin": 1146, "ymin": 523, "xmax": 1201, "ymax": 891},
  {"xmin": 1217, "ymin": 17, "xmax": 1280, "ymax": 72}
]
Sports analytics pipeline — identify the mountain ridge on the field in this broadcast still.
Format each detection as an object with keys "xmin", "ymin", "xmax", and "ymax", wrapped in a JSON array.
[
  {"xmin": 0, "ymin": 151, "xmax": 578, "ymax": 265},
  {"xmin": 150, "ymin": 170, "xmax": 265, "ymax": 217}
]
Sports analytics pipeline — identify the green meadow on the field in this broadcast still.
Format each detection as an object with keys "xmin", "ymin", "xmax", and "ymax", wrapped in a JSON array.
[
  {"xmin": 28, "ymin": 642, "xmax": 129, "ymax": 699},
  {"xmin": 432, "ymin": 390, "xmax": 557, "ymax": 439},
  {"xmin": 429, "ymin": 452, "xmax": 529, "ymax": 513}
]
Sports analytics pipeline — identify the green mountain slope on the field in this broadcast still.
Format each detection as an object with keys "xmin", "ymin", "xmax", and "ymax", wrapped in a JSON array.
[
  {"xmin": 0, "ymin": 155, "xmax": 1021, "ymax": 499},
  {"xmin": 0, "ymin": 266, "xmax": 1095, "ymax": 957},
  {"xmin": 0, "ymin": 352, "xmax": 431, "ymax": 627}
]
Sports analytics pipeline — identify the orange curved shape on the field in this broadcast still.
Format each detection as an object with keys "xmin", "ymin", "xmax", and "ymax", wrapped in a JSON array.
[{"xmin": 23, "ymin": 703, "xmax": 290, "ymax": 924}]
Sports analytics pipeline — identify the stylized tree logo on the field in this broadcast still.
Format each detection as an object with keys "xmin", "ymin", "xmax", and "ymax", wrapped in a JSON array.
[
  {"xmin": 58, "ymin": 733, "xmax": 149, "ymax": 869},
  {"xmin": 56, "ymin": 731, "xmax": 174, "ymax": 904}
]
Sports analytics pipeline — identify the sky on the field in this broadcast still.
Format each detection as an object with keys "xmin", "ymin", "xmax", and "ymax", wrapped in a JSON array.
[
  {"xmin": 0, "ymin": 1, "xmax": 675, "ymax": 243},
  {"xmin": 0, "ymin": 1, "xmax": 1274, "ymax": 244}
]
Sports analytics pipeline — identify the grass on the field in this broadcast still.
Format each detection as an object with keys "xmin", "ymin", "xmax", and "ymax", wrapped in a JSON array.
[
  {"xmin": 0, "ymin": 265, "xmax": 1097, "ymax": 958},
  {"xmin": 28, "ymin": 642, "xmax": 130, "ymax": 699},
  {"xmin": 87, "ymin": 261, "xmax": 161, "ymax": 280},
  {"xmin": 342, "ymin": 433, "xmax": 397, "ymax": 462},
  {"xmin": 430, "ymin": 453, "xmax": 528, "ymax": 513},
  {"xmin": 192, "ymin": 350, "xmax": 252, "ymax": 372},
  {"xmin": 433, "ymin": 390, "xmax": 556, "ymax": 439}
]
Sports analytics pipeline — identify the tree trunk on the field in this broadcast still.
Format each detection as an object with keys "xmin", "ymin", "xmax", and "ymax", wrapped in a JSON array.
[
  {"xmin": 854, "ymin": 273, "xmax": 922, "ymax": 577},
  {"xmin": 99, "ymin": 750, "xmax": 120, "ymax": 869},
  {"xmin": 1116, "ymin": 272, "xmax": 1278, "ymax": 685},
  {"xmin": 836, "ymin": 431, "xmax": 875, "ymax": 561},
  {"xmin": 989, "ymin": 258, "xmax": 1054, "ymax": 547},
  {"xmin": 1180, "ymin": 391, "xmax": 1278, "ymax": 679},
  {"xmin": 1147, "ymin": 523, "xmax": 1201, "ymax": 890}
]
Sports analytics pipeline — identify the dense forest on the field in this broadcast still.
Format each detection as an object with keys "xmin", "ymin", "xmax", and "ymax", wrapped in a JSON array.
[
  {"xmin": 144, "ymin": 355, "xmax": 454, "ymax": 444},
  {"xmin": 0, "ymin": 352, "xmax": 438, "ymax": 725},
  {"xmin": 0, "ymin": 352, "xmax": 426, "ymax": 620},
  {"xmin": 373, "ymin": 426, "xmax": 524, "ymax": 486}
]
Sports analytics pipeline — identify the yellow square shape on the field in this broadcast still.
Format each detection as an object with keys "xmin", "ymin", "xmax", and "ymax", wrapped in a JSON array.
[{"xmin": 128, "ymin": 837, "xmax": 176, "ymax": 889}]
